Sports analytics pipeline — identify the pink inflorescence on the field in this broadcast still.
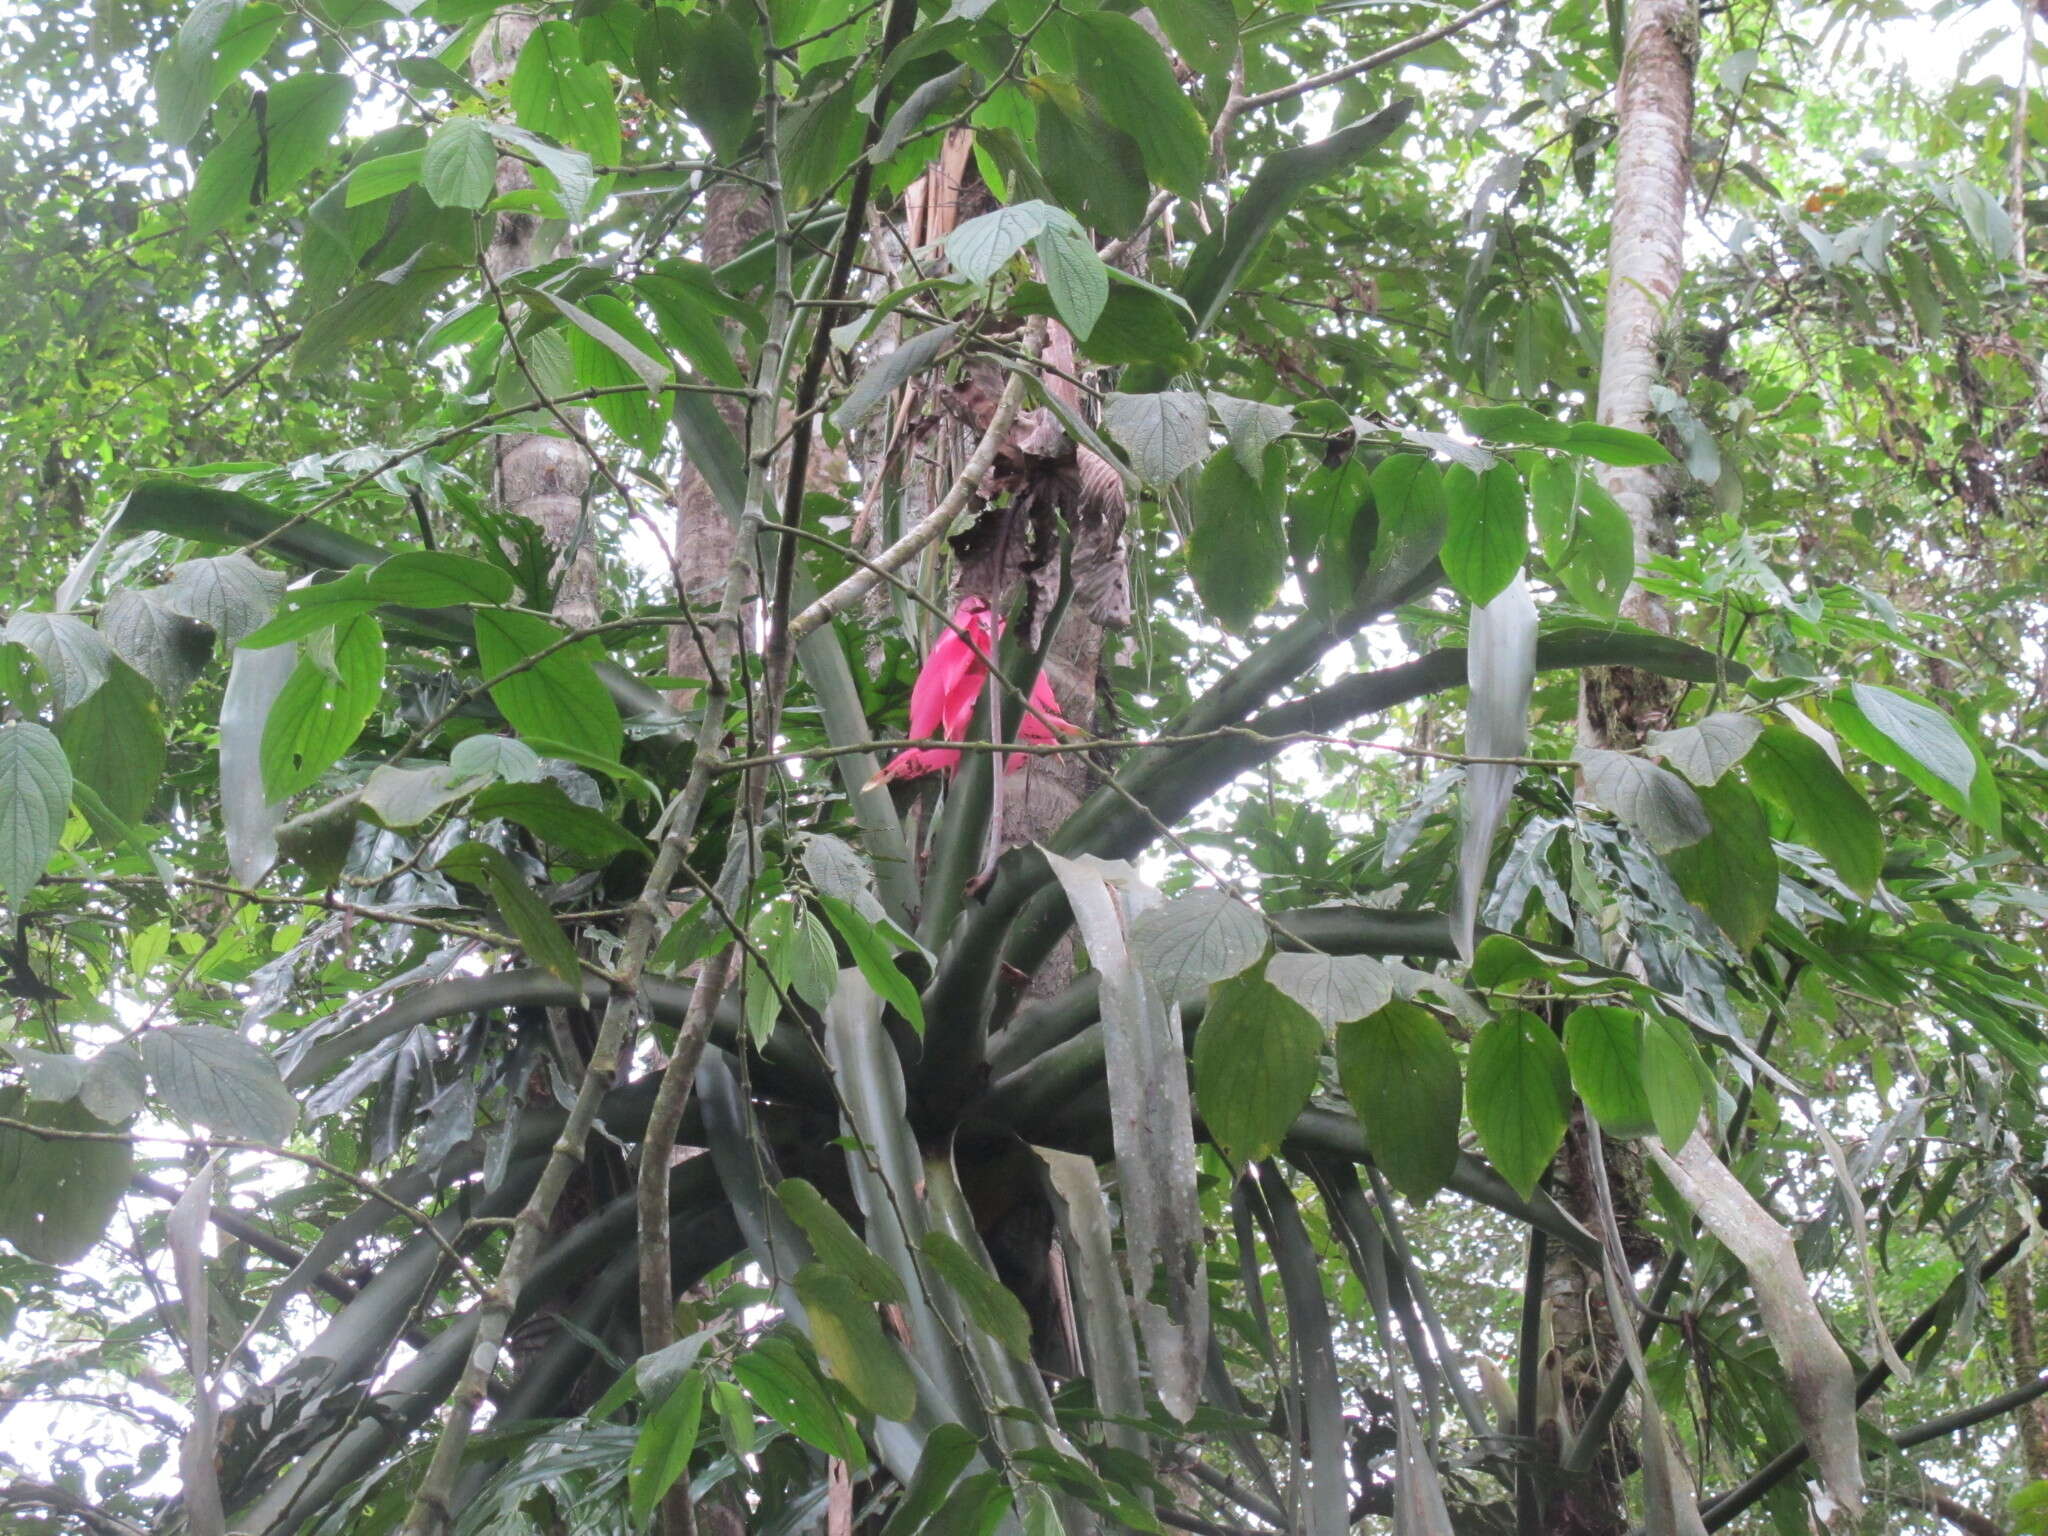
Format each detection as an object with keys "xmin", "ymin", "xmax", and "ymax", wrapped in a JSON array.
[{"xmin": 869, "ymin": 597, "xmax": 1078, "ymax": 786}]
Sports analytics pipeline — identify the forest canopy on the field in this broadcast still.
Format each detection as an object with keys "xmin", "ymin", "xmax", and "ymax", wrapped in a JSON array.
[{"xmin": 0, "ymin": 0, "xmax": 2045, "ymax": 1534}]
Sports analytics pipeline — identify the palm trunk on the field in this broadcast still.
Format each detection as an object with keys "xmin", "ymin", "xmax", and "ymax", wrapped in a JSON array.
[{"xmin": 1553, "ymin": 0, "xmax": 1699, "ymax": 1529}]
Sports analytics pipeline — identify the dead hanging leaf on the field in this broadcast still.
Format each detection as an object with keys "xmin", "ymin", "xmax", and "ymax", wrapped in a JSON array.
[
  {"xmin": 1653, "ymin": 1133, "xmax": 1864, "ymax": 1525},
  {"xmin": 1043, "ymin": 850, "xmax": 1210, "ymax": 1422},
  {"xmin": 1456, "ymin": 573, "xmax": 1536, "ymax": 957}
]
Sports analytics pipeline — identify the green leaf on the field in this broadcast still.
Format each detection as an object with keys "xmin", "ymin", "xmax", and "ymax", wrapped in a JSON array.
[
  {"xmin": 1576, "ymin": 748, "xmax": 1711, "ymax": 852},
  {"xmin": 651, "ymin": 9, "xmax": 760, "ymax": 159},
  {"xmin": 792, "ymin": 1264, "xmax": 918, "ymax": 1421},
  {"xmin": 365, "ymin": 551, "xmax": 516, "ymax": 607},
  {"xmin": 949, "ymin": 199, "xmax": 1067, "ymax": 283},
  {"xmin": 259, "ymin": 613, "xmax": 385, "ymax": 800},
  {"xmin": 358, "ymin": 763, "xmax": 481, "ymax": 829},
  {"xmin": 1193, "ymin": 972, "xmax": 1322, "ymax": 1165},
  {"xmin": 1466, "ymin": 1009, "xmax": 1569, "ymax": 1199},
  {"xmin": 1188, "ymin": 446, "xmax": 1289, "ymax": 634},
  {"xmin": 187, "ymin": 74, "xmax": 355, "ymax": 249},
  {"xmin": 1647, "ymin": 712, "xmax": 1762, "ymax": 786},
  {"xmin": 523, "ymin": 287, "xmax": 671, "ymax": 396},
  {"xmin": 158, "ymin": 554, "xmax": 288, "ymax": 644},
  {"xmin": 140, "ymin": 1025, "xmax": 298, "ymax": 1144},
  {"xmin": 155, "ymin": 0, "xmax": 278, "ymax": 148},
  {"xmin": 1551, "ymin": 477, "xmax": 1633, "ymax": 619},
  {"xmin": 0, "ymin": 722, "xmax": 73, "ymax": 908},
  {"xmin": 472, "ymin": 780, "xmax": 645, "ymax": 865},
  {"xmin": 1265, "ymin": 952, "xmax": 1394, "ymax": 1025},
  {"xmin": 1014, "ymin": 279, "xmax": 1197, "ymax": 368},
  {"xmin": 487, "ymin": 123, "xmax": 598, "ymax": 222},
  {"xmin": 1640, "ymin": 1013, "xmax": 1707, "ymax": 1148},
  {"xmin": 509, "ymin": 20, "xmax": 621, "ymax": 164},
  {"xmin": 818, "ymin": 894, "xmax": 926, "ymax": 1035},
  {"xmin": 439, "ymin": 840, "xmax": 583, "ymax": 983},
  {"xmin": 1368, "ymin": 453, "xmax": 1448, "ymax": 577},
  {"xmin": 4, "ymin": 613, "xmax": 112, "ymax": 711},
  {"xmin": 629, "ymin": 1370, "xmax": 705, "ymax": 1528},
  {"xmin": 733, "ymin": 1332, "xmax": 868, "ymax": 1470},
  {"xmin": 1743, "ymin": 724, "xmax": 1882, "ymax": 898},
  {"xmin": 1038, "ymin": 218, "xmax": 1109, "ymax": 341},
  {"xmin": 472, "ymin": 607, "xmax": 623, "ymax": 763},
  {"xmin": 1335, "ymin": 1001, "xmax": 1462, "ymax": 1201},
  {"xmin": 1441, "ymin": 462, "xmax": 1528, "ymax": 605},
  {"xmin": 1180, "ymin": 101, "xmax": 1413, "ymax": 332},
  {"xmin": 97, "ymin": 589, "xmax": 214, "ymax": 702},
  {"xmin": 1459, "ymin": 404, "xmax": 1569, "ymax": 445},
  {"xmin": 878, "ymin": 1425, "xmax": 982, "ymax": 1536},
  {"xmin": 448, "ymin": 734, "xmax": 543, "ymax": 784},
  {"xmin": 344, "ymin": 150, "xmax": 424, "ymax": 206},
  {"xmin": 1146, "ymin": 0, "xmax": 1237, "ymax": 79},
  {"xmin": 1830, "ymin": 684, "xmax": 1999, "ymax": 831},
  {"xmin": 421, "ymin": 116, "xmax": 497, "ymax": 209},
  {"xmin": 776, "ymin": 1178, "xmax": 907, "ymax": 1304},
  {"xmin": 1564, "ymin": 422, "xmax": 1673, "ymax": 466},
  {"xmin": 919, "ymin": 1229, "xmax": 1036, "ymax": 1364},
  {"xmin": 59, "ymin": 662, "xmax": 165, "ymax": 826},
  {"xmin": 1130, "ymin": 889, "xmax": 1268, "ymax": 1000},
  {"xmin": 1071, "ymin": 12, "xmax": 1208, "ymax": 199},
  {"xmin": 831, "ymin": 323, "xmax": 961, "ymax": 431},
  {"xmin": 1666, "ymin": 778, "xmax": 1776, "ymax": 950},
  {"xmin": 1209, "ymin": 394, "xmax": 1295, "ymax": 481},
  {"xmin": 1563, "ymin": 1006, "xmax": 1654, "ymax": 1136},
  {"xmin": 1470, "ymin": 933, "xmax": 1551, "ymax": 990},
  {"xmin": 0, "ymin": 1088, "xmax": 132, "ymax": 1264},
  {"xmin": 1034, "ymin": 89, "xmax": 1150, "ymax": 240},
  {"xmin": 1101, "ymin": 390, "xmax": 1210, "ymax": 484}
]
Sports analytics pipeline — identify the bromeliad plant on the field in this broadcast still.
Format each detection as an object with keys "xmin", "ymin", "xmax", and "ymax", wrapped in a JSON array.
[{"xmin": 2, "ymin": 1, "xmax": 2046, "ymax": 1534}]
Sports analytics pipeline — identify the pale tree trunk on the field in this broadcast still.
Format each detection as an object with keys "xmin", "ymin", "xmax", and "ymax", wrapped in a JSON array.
[
  {"xmin": 2008, "ymin": 1252, "xmax": 2048, "ymax": 1480},
  {"xmin": 472, "ymin": 15, "xmax": 603, "ymax": 630},
  {"xmin": 667, "ymin": 181, "xmax": 767, "ymax": 706},
  {"xmin": 1552, "ymin": 0, "xmax": 1698, "ymax": 1530},
  {"xmin": 1578, "ymin": 0, "xmax": 1697, "ymax": 750}
]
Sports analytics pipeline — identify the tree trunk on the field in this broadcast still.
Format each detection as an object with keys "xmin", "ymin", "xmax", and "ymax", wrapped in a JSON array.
[
  {"xmin": 1577, "ymin": 0, "xmax": 1698, "ymax": 749},
  {"xmin": 2009, "ymin": 1251, "xmax": 2048, "ymax": 1480},
  {"xmin": 667, "ymin": 181, "xmax": 768, "ymax": 707},
  {"xmin": 1552, "ymin": 0, "xmax": 1699, "ymax": 1529},
  {"xmin": 471, "ymin": 16, "xmax": 604, "ymax": 631}
]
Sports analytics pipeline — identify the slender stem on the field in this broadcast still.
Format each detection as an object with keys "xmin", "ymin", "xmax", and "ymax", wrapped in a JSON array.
[
  {"xmin": 630, "ymin": 23, "xmax": 802, "ymax": 1536},
  {"xmin": 785, "ymin": 321, "xmax": 1044, "ymax": 644},
  {"xmin": 762, "ymin": 0, "xmax": 922, "ymax": 702},
  {"xmin": 1515, "ymin": 1225, "xmax": 1549, "ymax": 1536},
  {"xmin": 1231, "ymin": 0, "xmax": 1509, "ymax": 114}
]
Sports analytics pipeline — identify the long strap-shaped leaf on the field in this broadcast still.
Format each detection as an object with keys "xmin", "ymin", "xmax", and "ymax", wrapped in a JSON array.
[
  {"xmin": 1246, "ymin": 1167, "xmax": 1347, "ymax": 1536},
  {"xmin": 1455, "ymin": 573, "xmax": 1537, "ymax": 957},
  {"xmin": 1651, "ymin": 1131, "xmax": 1864, "ymax": 1525},
  {"xmin": 1042, "ymin": 849, "xmax": 1209, "ymax": 1421},
  {"xmin": 821, "ymin": 971, "xmax": 986, "ymax": 1440},
  {"xmin": 1040, "ymin": 1149, "xmax": 1148, "ymax": 1459},
  {"xmin": 699, "ymin": 1046, "xmax": 952, "ymax": 1482}
]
